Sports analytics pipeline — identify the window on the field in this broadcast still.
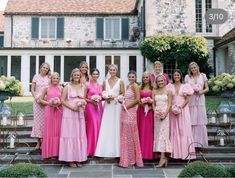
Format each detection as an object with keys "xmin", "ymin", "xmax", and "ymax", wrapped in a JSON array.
[
  {"xmin": 0, "ymin": 33, "xmax": 4, "ymax": 48},
  {"xmin": 195, "ymin": 0, "xmax": 202, "ymax": 33},
  {"xmin": 89, "ymin": 56, "xmax": 96, "ymax": 73},
  {"xmin": 30, "ymin": 56, "xmax": 36, "ymax": 82},
  {"xmin": 104, "ymin": 18, "xmax": 121, "ymax": 40},
  {"xmin": 163, "ymin": 61, "xmax": 177, "ymax": 81},
  {"xmin": 206, "ymin": 0, "xmax": 212, "ymax": 32},
  {"xmin": 11, "ymin": 56, "xmax": 21, "ymax": 80},
  {"xmin": 129, "ymin": 56, "xmax": 137, "ymax": 72},
  {"xmin": 0, "ymin": 56, "xmax": 7, "ymax": 76},
  {"xmin": 105, "ymin": 56, "xmax": 112, "ymax": 77},
  {"xmin": 114, "ymin": 56, "xmax": 120, "ymax": 77},
  {"xmin": 54, "ymin": 56, "xmax": 61, "ymax": 74},
  {"xmin": 64, "ymin": 56, "xmax": 86, "ymax": 82},
  {"xmin": 40, "ymin": 18, "xmax": 56, "ymax": 39},
  {"xmin": 39, "ymin": 56, "xmax": 45, "ymax": 72}
]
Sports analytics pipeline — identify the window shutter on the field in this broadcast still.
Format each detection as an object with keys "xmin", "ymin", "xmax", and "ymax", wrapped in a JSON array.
[
  {"xmin": 31, "ymin": 17, "xmax": 39, "ymax": 39},
  {"xmin": 57, "ymin": 17, "xmax": 64, "ymax": 39},
  {"xmin": 0, "ymin": 35, "xmax": 3, "ymax": 48},
  {"xmin": 96, "ymin": 18, "xmax": 104, "ymax": 40},
  {"xmin": 121, "ymin": 18, "xmax": 129, "ymax": 40}
]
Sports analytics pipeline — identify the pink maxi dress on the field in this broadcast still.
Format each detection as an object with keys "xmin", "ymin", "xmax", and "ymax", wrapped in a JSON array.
[
  {"xmin": 42, "ymin": 84, "xmax": 62, "ymax": 159},
  {"xmin": 59, "ymin": 84, "xmax": 87, "ymax": 162},
  {"xmin": 119, "ymin": 86, "xmax": 143, "ymax": 167},
  {"xmin": 185, "ymin": 73, "xmax": 208, "ymax": 147},
  {"xmin": 31, "ymin": 74, "xmax": 49, "ymax": 138},
  {"xmin": 153, "ymin": 93, "xmax": 172, "ymax": 153},
  {"xmin": 137, "ymin": 90, "xmax": 154, "ymax": 160},
  {"xmin": 85, "ymin": 80, "xmax": 103, "ymax": 156},
  {"xmin": 168, "ymin": 84, "xmax": 196, "ymax": 160}
]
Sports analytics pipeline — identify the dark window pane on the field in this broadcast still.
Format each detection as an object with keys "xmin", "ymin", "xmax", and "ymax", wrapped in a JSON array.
[
  {"xmin": 39, "ymin": 56, "xmax": 45, "ymax": 71},
  {"xmin": 89, "ymin": 56, "xmax": 96, "ymax": 73},
  {"xmin": 114, "ymin": 56, "xmax": 120, "ymax": 77},
  {"xmin": 129, "ymin": 56, "xmax": 136, "ymax": 72},
  {"xmin": 11, "ymin": 56, "xmax": 21, "ymax": 80},
  {"xmin": 64, "ymin": 56, "xmax": 86, "ymax": 82},
  {"xmin": 54, "ymin": 56, "xmax": 61, "ymax": 74},
  {"xmin": 0, "ymin": 56, "xmax": 7, "ymax": 76},
  {"xmin": 30, "ymin": 56, "xmax": 36, "ymax": 82}
]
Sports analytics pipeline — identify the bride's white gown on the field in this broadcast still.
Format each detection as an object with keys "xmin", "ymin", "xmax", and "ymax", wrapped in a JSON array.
[{"xmin": 95, "ymin": 79, "xmax": 121, "ymax": 157}]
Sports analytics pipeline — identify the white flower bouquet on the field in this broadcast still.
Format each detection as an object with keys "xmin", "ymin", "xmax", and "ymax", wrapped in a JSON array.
[
  {"xmin": 0, "ymin": 75, "xmax": 24, "ymax": 96},
  {"xmin": 172, "ymin": 105, "xmax": 181, "ymax": 115},
  {"xmin": 141, "ymin": 97, "xmax": 153, "ymax": 116}
]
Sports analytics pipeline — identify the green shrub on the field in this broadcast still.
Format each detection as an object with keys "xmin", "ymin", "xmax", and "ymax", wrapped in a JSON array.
[
  {"xmin": 0, "ymin": 163, "xmax": 47, "ymax": 178},
  {"xmin": 225, "ymin": 165, "xmax": 235, "ymax": 177},
  {"xmin": 178, "ymin": 161, "xmax": 227, "ymax": 177}
]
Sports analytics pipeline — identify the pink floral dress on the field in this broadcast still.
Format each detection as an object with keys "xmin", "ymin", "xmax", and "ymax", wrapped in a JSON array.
[{"xmin": 153, "ymin": 93, "xmax": 172, "ymax": 153}]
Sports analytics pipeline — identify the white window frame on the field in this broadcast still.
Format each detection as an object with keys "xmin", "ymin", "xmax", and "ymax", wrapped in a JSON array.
[
  {"xmin": 39, "ymin": 17, "xmax": 57, "ymax": 40},
  {"xmin": 104, "ymin": 18, "xmax": 121, "ymax": 41}
]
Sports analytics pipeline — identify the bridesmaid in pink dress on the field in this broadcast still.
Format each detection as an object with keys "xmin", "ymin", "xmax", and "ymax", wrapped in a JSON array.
[
  {"xmin": 168, "ymin": 70, "xmax": 196, "ymax": 160},
  {"xmin": 119, "ymin": 71, "xmax": 143, "ymax": 168},
  {"xmin": 153, "ymin": 74, "xmax": 172, "ymax": 167},
  {"xmin": 137, "ymin": 71, "xmax": 154, "ymax": 160},
  {"xmin": 59, "ymin": 68, "xmax": 87, "ymax": 168},
  {"xmin": 84, "ymin": 68, "xmax": 103, "ymax": 156},
  {"xmin": 40, "ymin": 72, "xmax": 63, "ymax": 159},
  {"xmin": 151, "ymin": 61, "xmax": 170, "ymax": 87},
  {"xmin": 185, "ymin": 62, "xmax": 209, "ymax": 147},
  {"xmin": 31, "ymin": 62, "xmax": 50, "ymax": 149}
]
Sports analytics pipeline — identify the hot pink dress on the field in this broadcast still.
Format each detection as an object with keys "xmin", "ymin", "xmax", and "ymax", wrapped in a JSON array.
[
  {"xmin": 42, "ymin": 84, "xmax": 62, "ymax": 159},
  {"xmin": 153, "ymin": 93, "xmax": 172, "ymax": 153},
  {"xmin": 137, "ymin": 90, "xmax": 154, "ymax": 160},
  {"xmin": 185, "ymin": 73, "xmax": 208, "ymax": 147},
  {"xmin": 31, "ymin": 74, "xmax": 49, "ymax": 138},
  {"xmin": 119, "ymin": 86, "xmax": 143, "ymax": 167},
  {"xmin": 59, "ymin": 84, "xmax": 87, "ymax": 162},
  {"xmin": 85, "ymin": 80, "xmax": 103, "ymax": 156},
  {"xmin": 168, "ymin": 84, "xmax": 196, "ymax": 160}
]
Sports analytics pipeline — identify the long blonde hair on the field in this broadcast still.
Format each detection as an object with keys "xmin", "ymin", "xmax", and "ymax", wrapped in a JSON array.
[
  {"xmin": 155, "ymin": 74, "xmax": 166, "ymax": 89},
  {"xmin": 188, "ymin": 62, "xmax": 200, "ymax": 77},
  {"xmin": 39, "ymin": 62, "xmax": 51, "ymax": 76}
]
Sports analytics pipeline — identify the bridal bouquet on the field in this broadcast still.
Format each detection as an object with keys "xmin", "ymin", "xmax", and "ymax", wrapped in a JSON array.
[
  {"xmin": 141, "ymin": 97, "xmax": 153, "ymax": 116},
  {"xmin": 48, "ymin": 97, "xmax": 61, "ymax": 111},
  {"xmin": 155, "ymin": 108, "xmax": 166, "ymax": 120},
  {"xmin": 172, "ymin": 105, "xmax": 181, "ymax": 115},
  {"xmin": 76, "ymin": 99, "xmax": 87, "ymax": 109},
  {"xmin": 115, "ymin": 95, "xmax": 125, "ymax": 104}
]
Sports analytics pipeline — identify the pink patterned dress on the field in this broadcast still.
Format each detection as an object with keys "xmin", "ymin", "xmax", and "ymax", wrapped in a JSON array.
[
  {"xmin": 185, "ymin": 73, "xmax": 208, "ymax": 147},
  {"xmin": 85, "ymin": 80, "xmax": 103, "ymax": 156},
  {"xmin": 153, "ymin": 93, "xmax": 172, "ymax": 153},
  {"xmin": 137, "ymin": 90, "xmax": 154, "ymax": 160},
  {"xmin": 42, "ymin": 84, "xmax": 62, "ymax": 159},
  {"xmin": 119, "ymin": 86, "xmax": 143, "ymax": 167},
  {"xmin": 168, "ymin": 84, "xmax": 196, "ymax": 160},
  {"xmin": 59, "ymin": 84, "xmax": 87, "ymax": 162},
  {"xmin": 31, "ymin": 74, "xmax": 49, "ymax": 138}
]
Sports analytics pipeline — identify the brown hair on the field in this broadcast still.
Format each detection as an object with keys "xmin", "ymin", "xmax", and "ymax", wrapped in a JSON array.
[{"xmin": 140, "ymin": 71, "xmax": 153, "ymax": 90}]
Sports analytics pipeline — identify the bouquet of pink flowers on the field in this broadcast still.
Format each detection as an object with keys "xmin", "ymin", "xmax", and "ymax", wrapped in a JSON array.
[
  {"xmin": 49, "ymin": 97, "xmax": 61, "ymax": 110},
  {"xmin": 91, "ymin": 95, "xmax": 101, "ymax": 111},
  {"xmin": 155, "ymin": 108, "xmax": 166, "ymax": 120},
  {"xmin": 141, "ymin": 97, "xmax": 153, "ymax": 116},
  {"xmin": 193, "ymin": 84, "xmax": 200, "ymax": 94},
  {"xmin": 172, "ymin": 105, "xmax": 181, "ymax": 115},
  {"xmin": 77, "ymin": 99, "xmax": 87, "ymax": 110},
  {"xmin": 115, "ymin": 95, "xmax": 125, "ymax": 104}
]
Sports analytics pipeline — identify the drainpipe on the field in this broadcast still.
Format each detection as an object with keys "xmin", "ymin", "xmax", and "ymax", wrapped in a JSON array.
[
  {"xmin": 213, "ymin": 46, "xmax": 216, "ymax": 77},
  {"xmin": 143, "ymin": 0, "xmax": 146, "ymax": 71},
  {"xmin": 10, "ymin": 15, "xmax": 13, "ymax": 48}
]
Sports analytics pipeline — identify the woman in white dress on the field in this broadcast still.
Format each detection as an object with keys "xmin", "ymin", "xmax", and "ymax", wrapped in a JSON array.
[{"xmin": 95, "ymin": 64, "xmax": 125, "ymax": 157}]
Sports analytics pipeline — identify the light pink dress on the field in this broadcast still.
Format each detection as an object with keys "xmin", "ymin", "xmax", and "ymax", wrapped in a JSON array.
[
  {"xmin": 168, "ymin": 84, "xmax": 196, "ymax": 160},
  {"xmin": 185, "ymin": 73, "xmax": 208, "ymax": 147},
  {"xmin": 31, "ymin": 74, "xmax": 49, "ymax": 138},
  {"xmin": 59, "ymin": 84, "xmax": 87, "ymax": 162},
  {"xmin": 42, "ymin": 84, "xmax": 62, "ymax": 159},
  {"xmin": 85, "ymin": 80, "xmax": 103, "ymax": 156},
  {"xmin": 119, "ymin": 86, "xmax": 143, "ymax": 167},
  {"xmin": 153, "ymin": 93, "xmax": 172, "ymax": 153},
  {"xmin": 137, "ymin": 90, "xmax": 154, "ymax": 160}
]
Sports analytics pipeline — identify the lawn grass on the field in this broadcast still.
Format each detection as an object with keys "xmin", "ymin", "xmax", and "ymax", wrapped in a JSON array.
[{"xmin": 3, "ymin": 96, "xmax": 234, "ymax": 116}]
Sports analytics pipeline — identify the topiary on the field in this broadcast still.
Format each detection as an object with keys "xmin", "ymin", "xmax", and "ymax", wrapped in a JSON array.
[
  {"xmin": 178, "ymin": 161, "xmax": 227, "ymax": 177},
  {"xmin": 0, "ymin": 163, "xmax": 47, "ymax": 178}
]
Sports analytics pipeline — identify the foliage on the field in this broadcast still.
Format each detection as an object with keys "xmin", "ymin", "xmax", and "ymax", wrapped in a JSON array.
[
  {"xmin": 0, "ymin": 75, "xmax": 24, "ymax": 96},
  {"xmin": 178, "ymin": 161, "xmax": 228, "ymax": 177},
  {"xmin": 225, "ymin": 165, "xmax": 235, "ymax": 177},
  {"xmin": 140, "ymin": 35, "xmax": 212, "ymax": 76},
  {"xmin": 0, "ymin": 163, "xmax": 47, "ymax": 178},
  {"xmin": 208, "ymin": 73, "xmax": 235, "ymax": 92}
]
